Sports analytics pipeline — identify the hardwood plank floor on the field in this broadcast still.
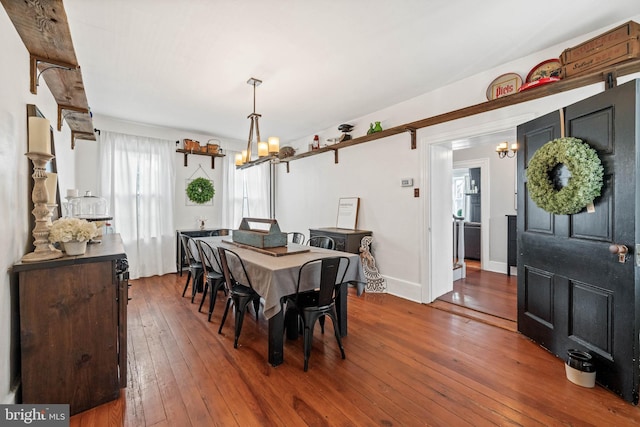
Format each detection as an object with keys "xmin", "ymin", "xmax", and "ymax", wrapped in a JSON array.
[
  {"xmin": 70, "ymin": 273, "xmax": 640, "ymax": 426},
  {"xmin": 437, "ymin": 260, "xmax": 517, "ymax": 330}
]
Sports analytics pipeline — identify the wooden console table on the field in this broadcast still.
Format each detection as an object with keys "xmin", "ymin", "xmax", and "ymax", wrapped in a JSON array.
[{"xmin": 309, "ymin": 227, "xmax": 372, "ymax": 253}]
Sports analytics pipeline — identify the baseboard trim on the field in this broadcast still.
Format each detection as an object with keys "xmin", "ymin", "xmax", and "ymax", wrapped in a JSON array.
[{"xmin": 384, "ymin": 276, "xmax": 421, "ymax": 303}]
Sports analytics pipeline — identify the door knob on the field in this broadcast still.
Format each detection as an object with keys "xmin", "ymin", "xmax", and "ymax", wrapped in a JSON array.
[{"xmin": 609, "ymin": 244, "xmax": 628, "ymax": 263}]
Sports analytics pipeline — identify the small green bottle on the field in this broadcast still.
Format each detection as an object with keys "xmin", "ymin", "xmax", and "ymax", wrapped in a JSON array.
[{"xmin": 367, "ymin": 123, "xmax": 374, "ymax": 135}]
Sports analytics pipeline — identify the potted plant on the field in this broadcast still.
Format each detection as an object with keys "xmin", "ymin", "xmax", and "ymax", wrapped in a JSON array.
[{"xmin": 49, "ymin": 217, "xmax": 98, "ymax": 255}]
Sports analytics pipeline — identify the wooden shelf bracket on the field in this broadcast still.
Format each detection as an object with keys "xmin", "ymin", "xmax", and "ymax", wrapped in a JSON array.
[
  {"xmin": 71, "ymin": 130, "xmax": 95, "ymax": 149},
  {"xmin": 407, "ymin": 128, "xmax": 417, "ymax": 149},
  {"xmin": 58, "ymin": 104, "xmax": 89, "ymax": 131},
  {"xmin": 30, "ymin": 54, "xmax": 78, "ymax": 95}
]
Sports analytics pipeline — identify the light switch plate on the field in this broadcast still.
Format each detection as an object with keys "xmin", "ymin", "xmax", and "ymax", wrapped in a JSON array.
[{"xmin": 401, "ymin": 178, "xmax": 414, "ymax": 187}]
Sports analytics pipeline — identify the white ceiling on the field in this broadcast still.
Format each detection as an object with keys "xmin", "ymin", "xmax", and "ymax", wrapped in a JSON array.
[{"xmin": 64, "ymin": 0, "xmax": 640, "ymax": 143}]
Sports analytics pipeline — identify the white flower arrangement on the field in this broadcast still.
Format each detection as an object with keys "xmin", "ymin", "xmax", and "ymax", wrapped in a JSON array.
[{"xmin": 49, "ymin": 217, "xmax": 98, "ymax": 243}]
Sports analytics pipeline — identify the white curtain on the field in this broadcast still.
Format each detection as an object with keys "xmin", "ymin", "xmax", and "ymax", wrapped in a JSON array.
[
  {"xmin": 99, "ymin": 131, "xmax": 176, "ymax": 279},
  {"xmin": 221, "ymin": 150, "xmax": 271, "ymax": 229}
]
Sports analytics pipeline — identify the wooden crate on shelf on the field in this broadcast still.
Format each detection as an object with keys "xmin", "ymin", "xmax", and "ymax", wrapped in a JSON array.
[
  {"xmin": 562, "ymin": 39, "xmax": 640, "ymax": 78},
  {"xmin": 560, "ymin": 20, "xmax": 640, "ymax": 78},
  {"xmin": 560, "ymin": 21, "xmax": 640, "ymax": 64}
]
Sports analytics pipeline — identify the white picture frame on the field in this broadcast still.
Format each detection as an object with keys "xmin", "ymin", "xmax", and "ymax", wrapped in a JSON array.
[{"xmin": 336, "ymin": 197, "xmax": 360, "ymax": 229}]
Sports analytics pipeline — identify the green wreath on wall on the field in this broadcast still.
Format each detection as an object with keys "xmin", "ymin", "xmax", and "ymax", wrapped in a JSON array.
[
  {"xmin": 526, "ymin": 137, "xmax": 604, "ymax": 215},
  {"xmin": 186, "ymin": 177, "xmax": 215, "ymax": 204}
]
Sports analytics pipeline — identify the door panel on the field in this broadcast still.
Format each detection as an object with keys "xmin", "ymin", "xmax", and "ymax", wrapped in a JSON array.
[
  {"xmin": 517, "ymin": 79, "xmax": 639, "ymax": 403},
  {"xmin": 523, "ymin": 267, "xmax": 554, "ymax": 328},
  {"xmin": 569, "ymin": 280, "xmax": 613, "ymax": 358},
  {"xmin": 571, "ymin": 175, "xmax": 613, "ymax": 241},
  {"xmin": 522, "ymin": 121, "xmax": 556, "ymax": 234}
]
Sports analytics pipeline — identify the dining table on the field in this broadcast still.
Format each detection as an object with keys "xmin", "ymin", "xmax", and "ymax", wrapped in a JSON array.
[{"xmin": 195, "ymin": 235, "xmax": 365, "ymax": 366}]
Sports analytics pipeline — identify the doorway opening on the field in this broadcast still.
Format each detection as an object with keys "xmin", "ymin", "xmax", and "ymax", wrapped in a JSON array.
[
  {"xmin": 452, "ymin": 166, "xmax": 482, "ymax": 281},
  {"xmin": 430, "ymin": 129, "xmax": 517, "ymax": 326}
]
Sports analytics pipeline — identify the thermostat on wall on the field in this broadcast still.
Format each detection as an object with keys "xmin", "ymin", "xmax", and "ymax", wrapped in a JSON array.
[{"xmin": 401, "ymin": 178, "xmax": 414, "ymax": 187}]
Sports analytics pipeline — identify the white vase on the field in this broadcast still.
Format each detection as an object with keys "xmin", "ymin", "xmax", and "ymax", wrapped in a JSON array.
[{"xmin": 64, "ymin": 240, "xmax": 87, "ymax": 256}]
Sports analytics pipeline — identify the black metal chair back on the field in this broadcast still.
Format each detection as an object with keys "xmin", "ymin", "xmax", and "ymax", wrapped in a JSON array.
[
  {"xmin": 197, "ymin": 240, "xmax": 223, "ymax": 275},
  {"xmin": 196, "ymin": 240, "xmax": 226, "ymax": 321},
  {"xmin": 296, "ymin": 256, "xmax": 349, "ymax": 306},
  {"xmin": 288, "ymin": 256, "xmax": 350, "ymax": 371},
  {"xmin": 307, "ymin": 235, "xmax": 335, "ymax": 250},
  {"xmin": 217, "ymin": 247, "xmax": 261, "ymax": 348},
  {"xmin": 287, "ymin": 232, "xmax": 305, "ymax": 245},
  {"xmin": 180, "ymin": 234, "xmax": 203, "ymax": 302}
]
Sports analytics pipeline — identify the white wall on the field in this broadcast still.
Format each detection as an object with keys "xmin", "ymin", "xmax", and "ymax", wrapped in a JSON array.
[
  {"xmin": 276, "ymin": 132, "xmax": 424, "ymax": 300},
  {"xmin": 0, "ymin": 6, "xmax": 73, "ymax": 403},
  {"xmin": 276, "ymin": 15, "xmax": 640, "ymax": 303},
  {"xmin": 75, "ymin": 115, "xmax": 246, "ymax": 231}
]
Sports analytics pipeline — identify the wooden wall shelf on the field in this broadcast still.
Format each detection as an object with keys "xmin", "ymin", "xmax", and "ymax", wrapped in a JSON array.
[
  {"xmin": 176, "ymin": 149, "xmax": 225, "ymax": 169},
  {"xmin": 276, "ymin": 59, "xmax": 640, "ymax": 172},
  {"xmin": 1, "ymin": 0, "xmax": 96, "ymax": 148}
]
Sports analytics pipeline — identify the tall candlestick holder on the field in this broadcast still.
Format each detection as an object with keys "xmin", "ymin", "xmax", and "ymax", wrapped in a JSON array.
[{"xmin": 21, "ymin": 152, "xmax": 63, "ymax": 262}]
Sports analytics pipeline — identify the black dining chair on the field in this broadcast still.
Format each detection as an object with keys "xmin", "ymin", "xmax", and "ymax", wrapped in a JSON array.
[
  {"xmin": 285, "ymin": 256, "xmax": 350, "ymax": 371},
  {"xmin": 180, "ymin": 234, "xmax": 204, "ymax": 303},
  {"xmin": 307, "ymin": 235, "xmax": 335, "ymax": 250},
  {"xmin": 217, "ymin": 247, "xmax": 262, "ymax": 348},
  {"xmin": 287, "ymin": 232, "xmax": 305, "ymax": 245},
  {"xmin": 196, "ymin": 240, "xmax": 227, "ymax": 321}
]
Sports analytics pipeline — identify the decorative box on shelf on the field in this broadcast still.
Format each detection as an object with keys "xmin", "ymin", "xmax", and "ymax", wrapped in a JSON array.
[
  {"xmin": 232, "ymin": 218, "xmax": 287, "ymax": 249},
  {"xmin": 560, "ymin": 20, "xmax": 640, "ymax": 78}
]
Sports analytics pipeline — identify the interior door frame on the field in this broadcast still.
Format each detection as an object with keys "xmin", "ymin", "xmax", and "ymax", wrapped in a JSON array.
[
  {"xmin": 453, "ymin": 158, "xmax": 490, "ymax": 272},
  {"xmin": 427, "ymin": 143, "xmax": 454, "ymax": 303},
  {"xmin": 422, "ymin": 113, "xmax": 534, "ymax": 303}
]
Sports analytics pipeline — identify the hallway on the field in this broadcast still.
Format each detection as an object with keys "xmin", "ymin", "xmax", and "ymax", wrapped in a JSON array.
[{"xmin": 434, "ymin": 261, "xmax": 517, "ymax": 330}]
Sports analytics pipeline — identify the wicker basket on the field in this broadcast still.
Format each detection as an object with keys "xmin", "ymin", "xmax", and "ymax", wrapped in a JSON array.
[{"xmin": 183, "ymin": 139, "xmax": 200, "ymax": 151}]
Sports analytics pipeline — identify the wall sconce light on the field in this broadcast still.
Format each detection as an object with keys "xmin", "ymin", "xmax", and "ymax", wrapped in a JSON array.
[{"xmin": 496, "ymin": 142, "xmax": 518, "ymax": 158}]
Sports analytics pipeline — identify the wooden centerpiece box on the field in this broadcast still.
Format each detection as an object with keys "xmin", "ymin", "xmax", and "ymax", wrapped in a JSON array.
[{"xmin": 232, "ymin": 218, "xmax": 287, "ymax": 248}]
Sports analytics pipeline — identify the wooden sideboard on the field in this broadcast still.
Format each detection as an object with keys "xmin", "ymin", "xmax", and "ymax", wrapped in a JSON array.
[
  {"xmin": 309, "ymin": 228, "xmax": 372, "ymax": 253},
  {"xmin": 13, "ymin": 234, "xmax": 128, "ymax": 415}
]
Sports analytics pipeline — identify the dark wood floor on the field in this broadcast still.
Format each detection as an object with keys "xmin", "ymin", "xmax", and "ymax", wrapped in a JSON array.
[{"xmin": 70, "ymin": 273, "xmax": 640, "ymax": 426}]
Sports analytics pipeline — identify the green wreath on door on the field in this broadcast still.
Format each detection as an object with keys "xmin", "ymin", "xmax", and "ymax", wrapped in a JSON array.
[{"xmin": 526, "ymin": 137, "xmax": 603, "ymax": 215}]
